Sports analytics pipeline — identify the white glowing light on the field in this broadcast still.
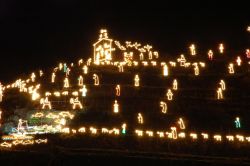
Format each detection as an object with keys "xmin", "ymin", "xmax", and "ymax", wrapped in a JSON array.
[
  {"xmin": 214, "ymin": 135, "xmax": 222, "ymax": 141},
  {"xmin": 135, "ymin": 129, "xmax": 143, "ymax": 136},
  {"xmin": 194, "ymin": 65, "xmax": 199, "ymax": 76},
  {"xmin": 40, "ymin": 97, "xmax": 52, "ymax": 109},
  {"xmin": 189, "ymin": 44, "xmax": 196, "ymax": 55},
  {"xmin": 226, "ymin": 135, "xmax": 234, "ymax": 141},
  {"xmin": 219, "ymin": 43, "xmax": 224, "ymax": 53},
  {"xmin": 90, "ymin": 127, "xmax": 97, "ymax": 134},
  {"xmin": 115, "ymin": 85, "xmax": 121, "ymax": 96},
  {"xmin": 64, "ymin": 77, "xmax": 69, "ymax": 88},
  {"xmin": 39, "ymin": 70, "xmax": 43, "ymax": 77},
  {"xmin": 173, "ymin": 79, "xmax": 178, "ymax": 90},
  {"xmin": 93, "ymin": 74, "xmax": 99, "ymax": 86},
  {"xmin": 166, "ymin": 89, "xmax": 173, "ymax": 100},
  {"xmin": 51, "ymin": 73, "xmax": 56, "ymax": 83},
  {"xmin": 236, "ymin": 56, "xmax": 242, "ymax": 66},
  {"xmin": 163, "ymin": 64, "xmax": 169, "ymax": 76},
  {"xmin": 177, "ymin": 54, "xmax": 186, "ymax": 66},
  {"xmin": 83, "ymin": 65, "xmax": 88, "ymax": 74},
  {"xmin": 190, "ymin": 133, "xmax": 198, "ymax": 140},
  {"xmin": 228, "ymin": 63, "xmax": 234, "ymax": 74},
  {"xmin": 217, "ymin": 88, "xmax": 223, "ymax": 100},
  {"xmin": 80, "ymin": 85, "xmax": 87, "ymax": 97},
  {"xmin": 219, "ymin": 80, "xmax": 226, "ymax": 90},
  {"xmin": 236, "ymin": 135, "xmax": 244, "ymax": 142},
  {"xmin": 178, "ymin": 118, "xmax": 185, "ymax": 129},
  {"xmin": 171, "ymin": 127, "xmax": 177, "ymax": 139},
  {"xmin": 31, "ymin": 73, "xmax": 36, "ymax": 82},
  {"xmin": 246, "ymin": 49, "xmax": 250, "ymax": 58},
  {"xmin": 70, "ymin": 97, "xmax": 83, "ymax": 109},
  {"xmin": 138, "ymin": 113, "xmax": 143, "ymax": 124},
  {"xmin": 113, "ymin": 100, "xmax": 119, "ymax": 113},
  {"xmin": 160, "ymin": 101, "xmax": 167, "ymax": 114},
  {"xmin": 157, "ymin": 131, "xmax": 164, "ymax": 138},
  {"xmin": 146, "ymin": 130, "xmax": 154, "ymax": 137},
  {"xmin": 134, "ymin": 74, "xmax": 140, "ymax": 87},
  {"xmin": 78, "ymin": 75, "xmax": 83, "ymax": 86},
  {"xmin": 208, "ymin": 50, "xmax": 213, "ymax": 60}
]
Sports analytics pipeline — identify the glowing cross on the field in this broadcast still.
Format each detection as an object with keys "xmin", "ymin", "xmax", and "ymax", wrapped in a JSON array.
[
  {"xmin": 236, "ymin": 56, "xmax": 242, "ymax": 66},
  {"xmin": 80, "ymin": 85, "xmax": 87, "ymax": 97},
  {"xmin": 64, "ymin": 77, "xmax": 69, "ymax": 88},
  {"xmin": 219, "ymin": 43, "xmax": 224, "ymax": 53},
  {"xmin": 177, "ymin": 118, "xmax": 185, "ymax": 129},
  {"xmin": 166, "ymin": 89, "xmax": 173, "ymax": 100},
  {"xmin": 134, "ymin": 74, "xmax": 140, "ymax": 87},
  {"xmin": 113, "ymin": 100, "xmax": 119, "ymax": 113},
  {"xmin": 228, "ymin": 63, "xmax": 234, "ymax": 74},
  {"xmin": 189, "ymin": 44, "xmax": 196, "ymax": 55},
  {"xmin": 235, "ymin": 117, "xmax": 241, "ymax": 128},
  {"xmin": 208, "ymin": 50, "xmax": 213, "ymax": 60},
  {"xmin": 163, "ymin": 64, "xmax": 169, "ymax": 76},
  {"xmin": 219, "ymin": 80, "xmax": 226, "ymax": 90},
  {"xmin": 160, "ymin": 101, "xmax": 167, "ymax": 113},
  {"xmin": 217, "ymin": 88, "xmax": 223, "ymax": 100},
  {"xmin": 93, "ymin": 74, "xmax": 99, "ymax": 86},
  {"xmin": 78, "ymin": 75, "xmax": 83, "ymax": 86},
  {"xmin": 173, "ymin": 79, "xmax": 178, "ymax": 90},
  {"xmin": 70, "ymin": 97, "xmax": 83, "ymax": 109},
  {"xmin": 115, "ymin": 85, "xmax": 120, "ymax": 96},
  {"xmin": 51, "ymin": 72, "xmax": 56, "ymax": 83},
  {"xmin": 138, "ymin": 113, "xmax": 143, "ymax": 124}
]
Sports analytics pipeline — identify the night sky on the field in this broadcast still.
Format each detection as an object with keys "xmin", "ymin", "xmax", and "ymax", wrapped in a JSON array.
[{"xmin": 0, "ymin": 0, "xmax": 249, "ymax": 83}]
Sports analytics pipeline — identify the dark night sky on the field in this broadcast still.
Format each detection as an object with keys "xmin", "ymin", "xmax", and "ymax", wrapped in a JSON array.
[{"xmin": 0, "ymin": 0, "xmax": 249, "ymax": 83}]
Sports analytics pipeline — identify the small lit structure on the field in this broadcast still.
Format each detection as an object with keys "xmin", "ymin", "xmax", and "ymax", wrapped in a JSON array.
[
  {"xmin": 64, "ymin": 77, "xmax": 69, "ymax": 88},
  {"xmin": 138, "ymin": 113, "xmax": 143, "ymax": 124},
  {"xmin": 113, "ymin": 100, "xmax": 119, "ymax": 113},
  {"xmin": 160, "ymin": 101, "xmax": 167, "ymax": 113},
  {"xmin": 173, "ymin": 79, "xmax": 178, "ymax": 90},
  {"xmin": 134, "ymin": 74, "xmax": 140, "ymax": 87},
  {"xmin": 178, "ymin": 118, "xmax": 185, "ymax": 129},
  {"xmin": 166, "ymin": 89, "xmax": 173, "ymax": 100},
  {"xmin": 228, "ymin": 63, "xmax": 234, "ymax": 74}
]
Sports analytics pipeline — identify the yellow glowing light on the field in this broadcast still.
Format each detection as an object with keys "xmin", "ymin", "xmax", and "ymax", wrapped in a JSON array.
[
  {"xmin": 208, "ymin": 50, "xmax": 213, "ymax": 60},
  {"xmin": 163, "ymin": 64, "xmax": 169, "ymax": 76},
  {"xmin": 83, "ymin": 65, "xmax": 88, "ymax": 74},
  {"xmin": 31, "ymin": 90, "xmax": 40, "ymax": 101},
  {"xmin": 228, "ymin": 63, "xmax": 234, "ymax": 74},
  {"xmin": 135, "ymin": 129, "xmax": 143, "ymax": 136},
  {"xmin": 171, "ymin": 127, "xmax": 177, "ymax": 139},
  {"xmin": 160, "ymin": 101, "xmax": 167, "ymax": 114},
  {"xmin": 157, "ymin": 131, "xmax": 164, "ymax": 138},
  {"xmin": 35, "ymin": 139, "xmax": 47, "ymax": 144},
  {"xmin": 166, "ymin": 89, "xmax": 173, "ymax": 100},
  {"xmin": 177, "ymin": 54, "xmax": 186, "ymax": 66},
  {"xmin": 199, "ymin": 62, "xmax": 206, "ymax": 68},
  {"xmin": 31, "ymin": 73, "xmax": 36, "ymax": 82},
  {"xmin": 31, "ymin": 112, "xmax": 44, "ymax": 118},
  {"xmin": 72, "ymin": 91, "xmax": 79, "ymax": 96},
  {"xmin": 90, "ymin": 127, "xmax": 97, "ymax": 134},
  {"xmin": 139, "ymin": 53, "xmax": 144, "ymax": 60},
  {"xmin": 54, "ymin": 91, "xmax": 60, "ymax": 97},
  {"xmin": 178, "ymin": 132, "xmax": 186, "ymax": 138},
  {"xmin": 201, "ymin": 133, "xmax": 209, "ymax": 139},
  {"xmin": 66, "ymin": 67, "xmax": 70, "ymax": 76},
  {"xmin": 70, "ymin": 97, "xmax": 83, "ymax": 109},
  {"xmin": 146, "ymin": 130, "xmax": 154, "ymax": 137},
  {"xmin": 194, "ymin": 65, "xmax": 199, "ymax": 76},
  {"xmin": 189, "ymin": 44, "xmax": 196, "ymax": 55},
  {"xmin": 138, "ymin": 113, "xmax": 143, "ymax": 124},
  {"xmin": 190, "ymin": 133, "xmax": 198, "ymax": 140},
  {"xmin": 78, "ymin": 59, "xmax": 83, "ymax": 66},
  {"xmin": 121, "ymin": 123, "xmax": 126, "ymax": 134},
  {"xmin": 45, "ymin": 92, "xmax": 52, "ymax": 96},
  {"xmin": 226, "ymin": 135, "xmax": 234, "ymax": 141},
  {"xmin": 59, "ymin": 63, "xmax": 63, "ymax": 70},
  {"xmin": 246, "ymin": 49, "xmax": 250, "ymax": 58},
  {"xmin": 219, "ymin": 43, "xmax": 224, "ymax": 53},
  {"xmin": 0, "ymin": 142, "xmax": 12, "ymax": 148},
  {"xmin": 113, "ymin": 100, "xmax": 119, "ymax": 113},
  {"xmin": 236, "ymin": 135, "xmax": 244, "ymax": 142},
  {"xmin": 78, "ymin": 127, "xmax": 86, "ymax": 133},
  {"xmin": 101, "ymin": 128, "xmax": 109, "ymax": 134},
  {"xmin": 213, "ymin": 135, "xmax": 222, "ymax": 141},
  {"xmin": 61, "ymin": 127, "xmax": 70, "ymax": 134},
  {"xmin": 177, "ymin": 118, "xmax": 185, "ymax": 129},
  {"xmin": 118, "ymin": 64, "xmax": 124, "ymax": 72},
  {"xmin": 0, "ymin": 82, "xmax": 3, "ymax": 102},
  {"xmin": 219, "ymin": 80, "xmax": 226, "ymax": 90},
  {"xmin": 62, "ymin": 91, "xmax": 69, "ymax": 96},
  {"xmin": 169, "ymin": 61, "xmax": 176, "ymax": 67},
  {"xmin": 80, "ymin": 85, "xmax": 87, "ymax": 97},
  {"xmin": 93, "ymin": 74, "xmax": 99, "ymax": 86},
  {"xmin": 236, "ymin": 56, "xmax": 242, "ymax": 66},
  {"xmin": 173, "ymin": 79, "xmax": 178, "ymax": 90},
  {"xmin": 115, "ymin": 85, "xmax": 120, "ymax": 96},
  {"xmin": 64, "ymin": 77, "xmax": 69, "ymax": 88},
  {"xmin": 39, "ymin": 70, "xmax": 43, "ymax": 77},
  {"xmin": 134, "ymin": 74, "xmax": 140, "ymax": 87},
  {"xmin": 40, "ymin": 97, "xmax": 52, "ymax": 109},
  {"xmin": 245, "ymin": 137, "xmax": 250, "ymax": 142},
  {"xmin": 217, "ymin": 88, "xmax": 223, "ymax": 100}
]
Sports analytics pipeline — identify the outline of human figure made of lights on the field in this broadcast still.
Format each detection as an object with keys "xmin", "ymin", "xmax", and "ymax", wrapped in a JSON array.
[
  {"xmin": 51, "ymin": 72, "xmax": 56, "ymax": 83},
  {"xmin": 173, "ymin": 79, "xmax": 178, "ymax": 90},
  {"xmin": 138, "ymin": 113, "xmax": 143, "ymax": 124},
  {"xmin": 93, "ymin": 74, "xmax": 99, "ymax": 86},
  {"xmin": 228, "ymin": 63, "xmax": 234, "ymax": 74},
  {"xmin": 178, "ymin": 118, "xmax": 185, "ymax": 129},
  {"xmin": 17, "ymin": 119, "xmax": 28, "ymax": 134},
  {"xmin": 219, "ymin": 80, "xmax": 226, "ymax": 90},
  {"xmin": 113, "ymin": 100, "xmax": 119, "ymax": 113},
  {"xmin": 64, "ymin": 77, "xmax": 70, "ymax": 88},
  {"xmin": 235, "ymin": 117, "xmax": 241, "ymax": 128},
  {"xmin": 78, "ymin": 75, "xmax": 83, "ymax": 86},
  {"xmin": 208, "ymin": 50, "xmax": 213, "ymax": 60},
  {"xmin": 163, "ymin": 64, "xmax": 169, "ymax": 76},
  {"xmin": 115, "ymin": 85, "xmax": 120, "ymax": 96},
  {"xmin": 160, "ymin": 101, "xmax": 167, "ymax": 114},
  {"xmin": 134, "ymin": 74, "xmax": 140, "ymax": 87},
  {"xmin": 70, "ymin": 97, "xmax": 83, "ymax": 109},
  {"xmin": 80, "ymin": 85, "xmax": 87, "ymax": 97},
  {"xmin": 40, "ymin": 97, "xmax": 52, "ymax": 109},
  {"xmin": 166, "ymin": 89, "xmax": 173, "ymax": 100},
  {"xmin": 217, "ymin": 88, "xmax": 223, "ymax": 100}
]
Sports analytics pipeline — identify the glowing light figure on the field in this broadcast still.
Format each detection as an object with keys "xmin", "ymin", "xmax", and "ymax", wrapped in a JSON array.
[
  {"xmin": 118, "ymin": 64, "xmax": 124, "ymax": 72},
  {"xmin": 80, "ymin": 85, "xmax": 87, "ymax": 97},
  {"xmin": 219, "ymin": 43, "xmax": 224, "ymax": 53},
  {"xmin": 59, "ymin": 63, "xmax": 63, "ymax": 70},
  {"xmin": 246, "ymin": 137, "xmax": 250, "ymax": 142},
  {"xmin": 17, "ymin": 119, "xmax": 28, "ymax": 134},
  {"xmin": 134, "ymin": 74, "xmax": 140, "ymax": 87},
  {"xmin": 124, "ymin": 52, "xmax": 133, "ymax": 65},
  {"xmin": 51, "ymin": 72, "xmax": 56, "ymax": 83},
  {"xmin": 247, "ymin": 26, "xmax": 250, "ymax": 32},
  {"xmin": 217, "ymin": 88, "xmax": 223, "ymax": 100},
  {"xmin": 199, "ymin": 62, "xmax": 206, "ymax": 68},
  {"xmin": 93, "ymin": 74, "xmax": 99, "ymax": 86},
  {"xmin": 122, "ymin": 123, "xmax": 126, "ymax": 134},
  {"xmin": 169, "ymin": 61, "xmax": 176, "ymax": 67},
  {"xmin": 226, "ymin": 135, "xmax": 234, "ymax": 141},
  {"xmin": 163, "ymin": 64, "xmax": 169, "ymax": 76},
  {"xmin": 228, "ymin": 63, "xmax": 234, "ymax": 74},
  {"xmin": 173, "ymin": 79, "xmax": 178, "ymax": 90},
  {"xmin": 153, "ymin": 51, "xmax": 159, "ymax": 58},
  {"xmin": 54, "ymin": 91, "xmax": 60, "ymax": 97},
  {"xmin": 178, "ymin": 118, "xmax": 185, "ymax": 129},
  {"xmin": 64, "ymin": 77, "xmax": 69, "ymax": 88},
  {"xmin": 157, "ymin": 131, "xmax": 164, "ymax": 138},
  {"xmin": 70, "ymin": 97, "xmax": 83, "ymax": 109},
  {"xmin": 62, "ymin": 91, "xmax": 68, "ymax": 96},
  {"xmin": 78, "ymin": 75, "xmax": 83, "ymax": 86},
  {"xmin": 78, "ymin": 127, "xmax": 86, "ymax": 133},
  {"xmin": 146, "ymin": 130, "xmax": 154, "ymax": 137},
  {"xmin": 90, "ymin": 127, "xmax": 97, "ymax": 134},
  {"xmin": 87, "ymin": 58, "xmax": 92, "ymax": 66},
  {"xmin": 83, "ymin": 65, "xmax": 88, "ymax": 74},
  {"xmin": 78, "ymin": 59, "xmax": 83, "ymax": 66},
  {"xmin": 160, "ymin": 101, "xmax": 167, "ymax": 114},
  {"xmin": 135, "ymin": 130, "xmax": 143, "ymax": 136},
  {"xmin": 236, "ymin": 56, "xmax": 242, "ymax": 66},
  {"xmin": 72, "ymin": 91, "xmax": 79, "ymax": 96},
  {"xmin": 178, "ymin": 132, "xmax": 186, "ymax": 138},
  {"xmin": 208, "ymin": 50, "xmax": 213, "ymax": 60},
  {"xmin": 148, "ymin": 51, "xmax": 153, "ymax": 59},
  {"xmin": 31, "ymin": 90, "xmax": 40, "ymax": 101},
  {"xmin": 31, "ymin": 73, "xmax": 36, "ymax": 82},
  {"xmin": 0, "ymin": 82, "xmax": 3, "ymax": 102},
  {"xmin": 235, "ymin": 117, "xmax": 241, "ymax": 128},
  {"xmin": 40, "ymin": 97, "xmax": 52, "ymax": 109},
  {"xmin": 39, "ymin": 70, "xmax": 43, "ymax": 77},
  {"xmin": 246, "ymin": 49, "xmax": 250, "ymax": 58},
  {"xmin": 102, "ymin": 128, "xmax": 109, "ymax": 134},
  {"xmin": 171, "ymin": 127, "xmax": 177, "ymax": 139},
  {"xmin": 214, "ymin": 135, "xmax": 222, "ymax": 141},
  {"xmin": 139, "ymin": 53, "xmax": 144, "ymax": 60},
  {"xmin": 61, "ymin": 128, "xmax": 70, "ymax": 134},
  {"xmin": 194, "ymin": 65, "xmax": 199, "ymax": 76},
  {"xmin": 190, "ymin": 133, "xmax": 198, "ymax": 140},
  {"xmin": 236, "ymin": 135, "xmax": 244, "ymax": 142},
  {"xmin": 166, "ymin": 89, "xmax": 173, "ymax": 101},
  {"xmin": 0, "ymin": 142, "xmax": 12, "ymax": 148},
  {"xmin": 138, "ymin": 113, "xmax": 143, "ymax": 124},
  {"xmin": 63, "ymin": 63, "xmax": 67, "ymax": 72},
  {"xmin": 31, "ymin": 112, "xmax": 44, "ymax": 118},
  {"xmin": 115, "ymin": 85, "xmax": 120, "ymax": 96},
  {"xmin": 66, "ymin": 68, "xmax": 70, "ymax": 77},
  {"xmin": 113, "ymin": 100, "xmax": 119, "ymax": 113},
  {"xmin": 219, "ymin": 80, "xmax": 226, "ymax": 90},
  {"xmin": 189, "ymin": 44, "xmax": 196, "ymax": 55},
  {"xmin": 177, "ymin": 54, "xmax": 186, "ymax": 66},
  {"xmin": 0, "ymin": 110, "xmax": 2, "ymax": 127}
]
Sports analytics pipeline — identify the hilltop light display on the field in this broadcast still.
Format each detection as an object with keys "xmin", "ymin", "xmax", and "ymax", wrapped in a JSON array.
[{"xmin": 1, "ymin": 28, "xmax": 250, "ymax": 150}]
